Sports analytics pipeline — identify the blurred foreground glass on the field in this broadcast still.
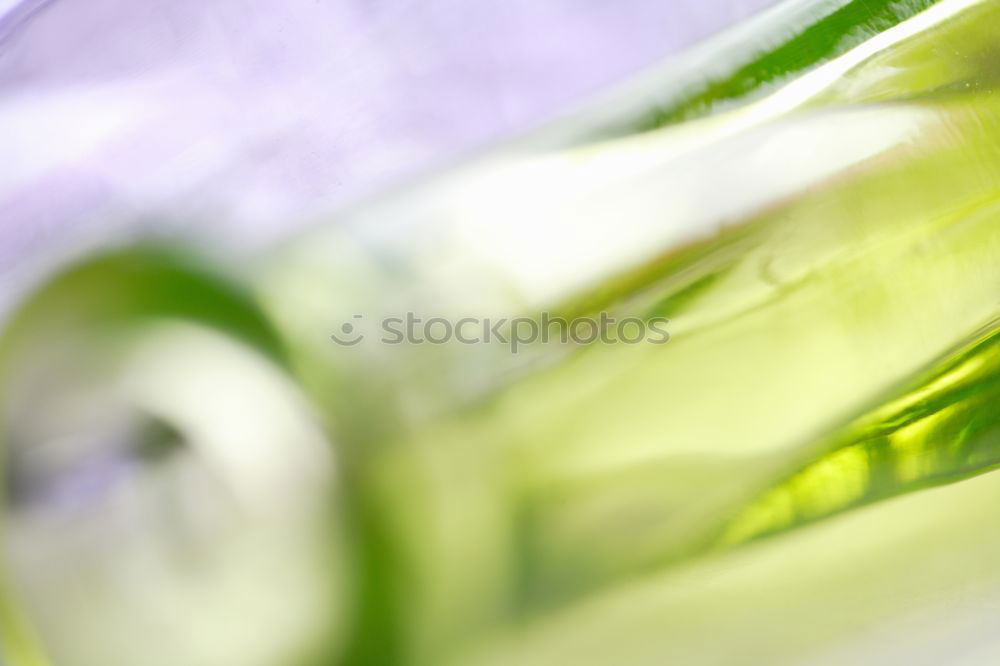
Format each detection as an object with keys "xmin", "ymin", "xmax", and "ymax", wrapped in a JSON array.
[{"xmin": 5, "ymin": 0, "xmax": 1000, "ymax": 664}]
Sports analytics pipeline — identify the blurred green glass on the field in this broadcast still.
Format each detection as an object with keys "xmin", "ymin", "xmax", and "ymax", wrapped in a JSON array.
[{"xmin": 5, "ymin": 0, "xmax": 1000, "ymax": 664}]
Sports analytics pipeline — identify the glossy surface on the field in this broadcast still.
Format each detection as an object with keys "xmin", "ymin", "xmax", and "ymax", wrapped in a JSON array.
[{"xmin": 6, "ymin": 0, "xmax": 1000, "ymax": 664}]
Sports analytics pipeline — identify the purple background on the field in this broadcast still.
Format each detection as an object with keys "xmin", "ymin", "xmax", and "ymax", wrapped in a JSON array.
[{"xmin": 0, "ymin": 0, "xmax": 777, "ymax": 308}]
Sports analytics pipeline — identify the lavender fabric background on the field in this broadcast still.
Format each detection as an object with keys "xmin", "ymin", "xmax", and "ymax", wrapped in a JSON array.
[{"xmin": 0, "ymin": 0, "xmax": 778, "ymax": 309}]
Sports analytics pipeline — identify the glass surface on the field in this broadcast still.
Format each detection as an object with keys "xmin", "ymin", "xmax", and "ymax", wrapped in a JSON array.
[{"xmin": 4, "ymin": 1, "xmax": 1000, "ymax": 664}]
